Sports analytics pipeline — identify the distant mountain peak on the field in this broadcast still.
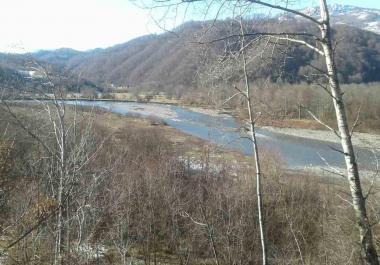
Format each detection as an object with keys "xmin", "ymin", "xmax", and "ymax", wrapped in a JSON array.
[
  {"xmin": 304, "ymin": 4, "xmax": 356, "ymax": 15},
  {"xmin": 280, "ymin": 4, "xmax": 380, "ymax": 35}
]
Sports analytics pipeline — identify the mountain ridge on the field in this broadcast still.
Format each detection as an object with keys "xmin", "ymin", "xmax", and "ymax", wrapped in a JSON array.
[
  {"xmin": 45, "ymin": 21, "xmax": 380, "ymax": 88},
  {"xmin": 0, "ymin": 5, "xmax": 379, "ymax": 94},
  {"xmin": 26, "ymin": 5, "xmax": 380, "ymax": 59}
]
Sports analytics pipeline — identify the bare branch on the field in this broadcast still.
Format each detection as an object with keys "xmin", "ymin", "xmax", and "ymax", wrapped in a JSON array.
[
  {"xmin": 233, "ymin": 85, "xmax": 248, "ymax": 99},
  {"xmin": 179, "ymin": 211, "xmax": 207, "ymax": 226},
  {"xmin": 194, "ymin": 32, "xmax": 321, "ymax": 45},
  {"xmin": 301, "ymin": 105, "xmax": 341, "ymax": 139},
  {"xmin": 350, "ymin": 104, "xmax": 362, "ymax": 137},
  {"xmin": 246, "ymin": 0, "xmax": 323, "ymax": 26},
  {"xmin": 317, "ymin": 152, "xmax": 345, "ymax": 177},
  {"xmin": 274, "ymin": 36, "xmax": 324, "ymax": 56},
  {"xmin": 221, "ymin": 92, "xmax": 242, "ymax": 106}
]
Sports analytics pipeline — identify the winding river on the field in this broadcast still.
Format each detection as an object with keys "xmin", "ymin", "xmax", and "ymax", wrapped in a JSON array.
[{"xmin": 66, "ymin": 100, "xmax": 376, "ymax": 170}]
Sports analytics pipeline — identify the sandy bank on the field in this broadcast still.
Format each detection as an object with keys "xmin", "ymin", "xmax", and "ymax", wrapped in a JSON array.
[
  {"xmin": 108, "ymin": 102, "xmax": 178, "ymax": 120},
  {"xmin": 186, "ymin": 105, "xmax": 380, "ymax": 149},
  {"xmin": 186, "ymin": 106, "xmax": 232, "ymax": 117},
  {"xmin": 261, "ymin": 126, "xmax": 380, "ymax": 149},
  {"xmin": 290, "ymin": 166, "xmax": 378, "ymax": 180}
]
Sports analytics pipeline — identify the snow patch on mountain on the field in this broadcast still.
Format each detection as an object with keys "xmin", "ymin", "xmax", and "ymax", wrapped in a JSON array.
[
  {"xmin": 280, "ymin": 4, "xmax": 380, "ymax": 35},
  {"xmin": 356, "ymin": 13, "xmax": 369, "ymax": 20},
  {"xmin": 366, "ymin": 21, "xmax": 380, "ymax": 32}
]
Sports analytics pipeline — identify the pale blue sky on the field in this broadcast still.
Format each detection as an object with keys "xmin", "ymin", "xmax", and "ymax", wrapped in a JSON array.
[
  {"xmin": 340, "ymin": 0, "xmax": 380, "ymax": 9},
  {"xmin": 0, "ymin": 0, "xmax": 378, "ymax": 53}
]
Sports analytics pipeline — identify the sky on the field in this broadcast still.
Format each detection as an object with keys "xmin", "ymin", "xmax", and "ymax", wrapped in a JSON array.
[{"xmin": 0, "ymin": 0, "xmax": 379, "ymax": 53}]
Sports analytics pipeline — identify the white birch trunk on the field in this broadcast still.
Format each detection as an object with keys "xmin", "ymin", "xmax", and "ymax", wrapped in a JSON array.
[{"xmin": 319, "ymin": 1, "xmax": 379, "ymax": 264}]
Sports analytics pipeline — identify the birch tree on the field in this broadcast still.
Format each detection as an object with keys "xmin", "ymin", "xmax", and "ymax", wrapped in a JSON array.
[{"xmin": 317, "ymin": 2, "xmax": 378, "ymax": 263}]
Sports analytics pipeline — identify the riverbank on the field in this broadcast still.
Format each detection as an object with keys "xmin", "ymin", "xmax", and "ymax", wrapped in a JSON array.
[
  {"xmin": 185, "ymin": 105, "xmax": 380, "ymax": 149},
  {"xmin": 81, "ymin": 106, "xmax": 253, "ymax": 168},
  {"xmin": 15, "ymin": 100, "xmax": 380, "ymax": 171},
  {"xmin": 185, "ymin": 106, "xmax": 232, "ymax": 117},
  {"xmin": 261, "ymin": 126, "xmax": 380, "ymax": 150}
]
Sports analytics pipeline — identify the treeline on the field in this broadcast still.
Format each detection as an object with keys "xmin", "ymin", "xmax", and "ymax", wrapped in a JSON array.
[
  {"xmin": 0, "ymin": 103, "xmax": 379, "ymax": 264},
  {"xmin": 0, "ymin": 67, "xmax": 26, "ymax": 91},
  {"xmin": 182, "ymin": 82, "xmax": 380, "ymax": 132}
]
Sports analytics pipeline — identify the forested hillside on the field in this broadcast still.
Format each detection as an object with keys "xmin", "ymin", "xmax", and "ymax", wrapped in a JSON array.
[
  {"xmin": 0, "ymin": 20, "xmax": 379, "ymax": 96},
  {"xmin": 64, "ymin": 24, "xmax": 209, "ymax": 92},
  {"xmin": 30, "ymin": 21, "xmax": 380, "ymax": 91},
  {"xmin": 0, "ymin": 52, "xmax": 101, "ymax": 94}
]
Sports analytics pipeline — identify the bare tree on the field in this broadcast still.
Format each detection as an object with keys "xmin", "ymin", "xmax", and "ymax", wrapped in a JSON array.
[
  {"xmin": 0, "ymin": 62, "xmax": 105, "ymax": 264},
  {"xmin": 238, "ymin": 17, "xmax": 267, "ymax": 265}
]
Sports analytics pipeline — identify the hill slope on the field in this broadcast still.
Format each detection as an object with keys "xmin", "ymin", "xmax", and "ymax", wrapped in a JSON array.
[{"xmin": 41, "ymin": 21, "xmax": 380, "ymax": 91}]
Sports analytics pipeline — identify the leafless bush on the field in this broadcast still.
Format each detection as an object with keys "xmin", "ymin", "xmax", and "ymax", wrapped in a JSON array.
[{"xmin": 1, "ymin": 106, "xmax": 379, "ymax": 265}]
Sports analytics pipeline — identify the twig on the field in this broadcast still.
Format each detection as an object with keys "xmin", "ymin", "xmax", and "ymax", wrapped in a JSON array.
[
  {"xmin": 349, "ymin": 104, "xmax": 362, "ymax": 137},
  {"xmin": 301, "ymin": 105, "xmax": 340, "ymax": 139}
]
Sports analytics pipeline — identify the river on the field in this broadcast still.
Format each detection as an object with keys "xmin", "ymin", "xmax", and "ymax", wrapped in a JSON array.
[{"xmin": 65, "ymin": 100, "xmax": 376, "ymax": 170}]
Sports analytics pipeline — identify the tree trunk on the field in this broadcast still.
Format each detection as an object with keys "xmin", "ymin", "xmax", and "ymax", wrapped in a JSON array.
[
  {"xmin": 240, "ymin": 20, "xmax": 268, "ymax": 264},
  {"xmin": 55, "ymin": 173, "xmax": 63, "ymax": 265},
  {"xmin": 54, "ymin": 104, "xmax": 66, "ymax": 265},
  {"xmin": 319, "ymin": 1, "xmax": 379, "ymax": 264}
]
